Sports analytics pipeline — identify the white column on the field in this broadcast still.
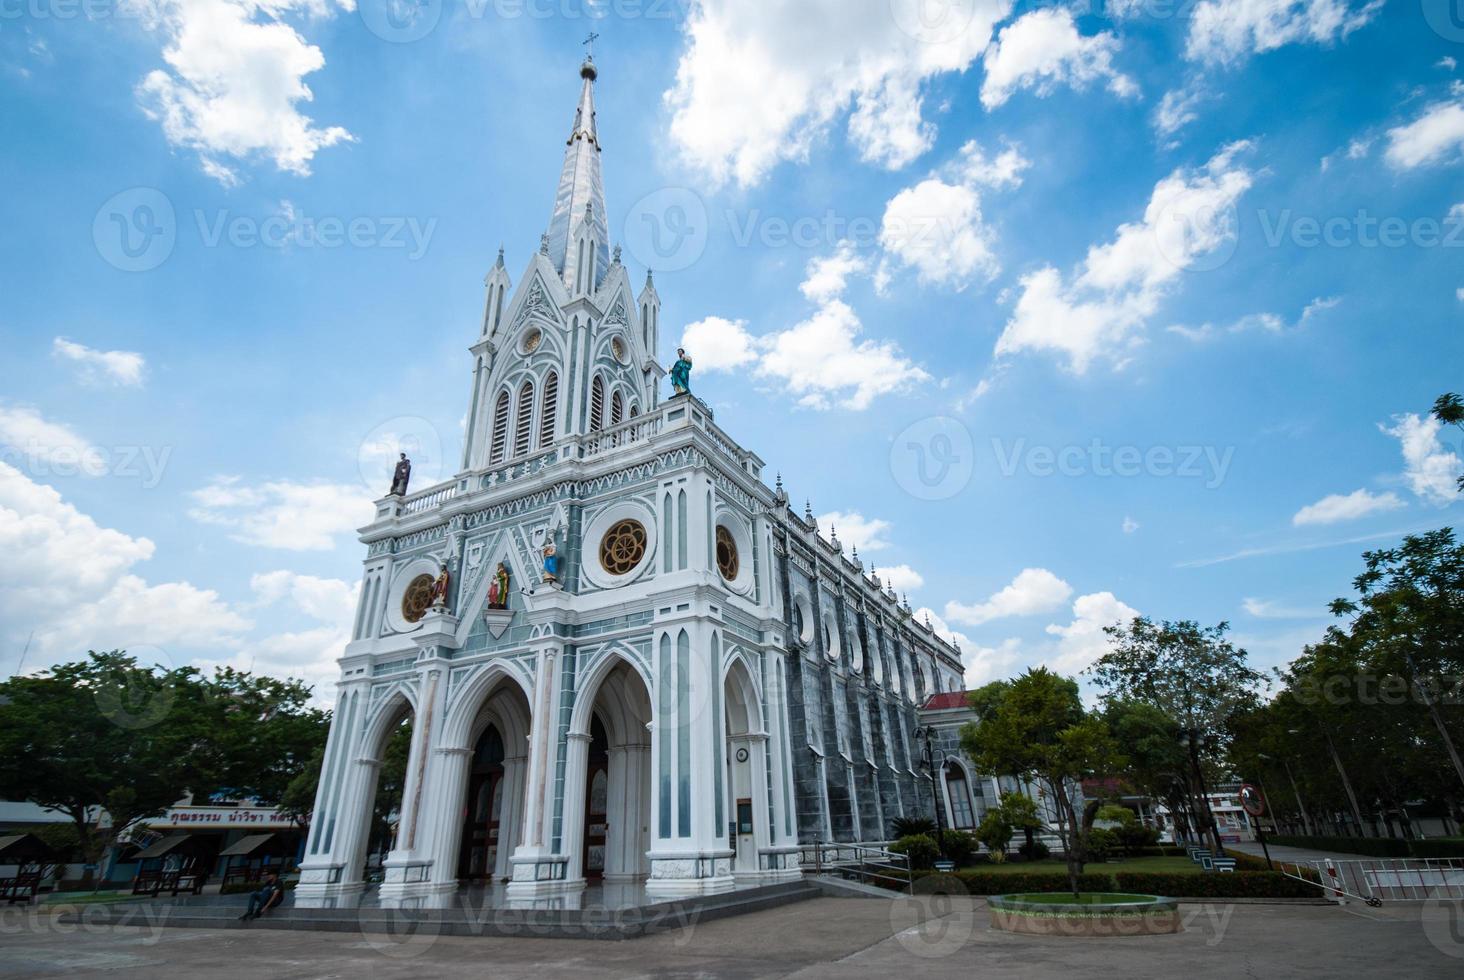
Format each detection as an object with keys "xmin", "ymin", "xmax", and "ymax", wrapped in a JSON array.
[
  {"xmin": 424, "ymin": 746, "xmax": 472, "ymax": 894},
  {"xmin": 494, "ymin": 756, "xmax": 526, "ymax": 881},
  {"xmin": 509, "ymin": 644, "xmax": 577, "ymax": 895},
  {"xmin": 559, "ymin": 732, "xmax": 592, "ymax": 885}
]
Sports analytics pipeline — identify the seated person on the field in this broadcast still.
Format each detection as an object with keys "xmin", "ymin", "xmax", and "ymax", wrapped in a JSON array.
[{"xmin": 240, "ymin": 872, "xmax": 284, "ymax": 921}]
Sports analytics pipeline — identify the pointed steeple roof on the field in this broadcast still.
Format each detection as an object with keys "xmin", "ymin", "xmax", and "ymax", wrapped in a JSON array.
[{"xmin": 545, "ymin": 55, "xmax": 610, "ymax": 292}]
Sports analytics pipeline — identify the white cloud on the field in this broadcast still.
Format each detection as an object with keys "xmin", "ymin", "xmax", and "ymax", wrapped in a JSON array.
[
  {"xmin": 1122, "ymin": 516, "xmax": 1140, "ymax": 534},
  {"xmin": 682, "ymin": 250, "xmax": 929, "ymax": 410},
  {"xmin": 1440, "ymin": 57, "xmax": 1458, "ymax": 72},
  {"xmin": 1382, "ymin": 413, "xmax": 1463, "ymax": 506},
  {"xmin": 880, "ymin": 178, "xmax": 998, "ymax": 288},
  {"xmin": 1292, "ymin": 488, "xmax": 1406, "ymax": 526},
  {"xmin": 1168, "ymin": 295, "xmax": 1339, "ymax": 342},
  {"xmin": 915, "ymin": 606, "xmax": 972, "ymax": 653},
  {"xmin": 1154, "ymin": 85, "xmax": 1206, "ymax": 139},
  {"xmin": 945, "ymin": 567, "xmax": 1073, "ymax": 626},
  {"xmin": 995, "ymin": 142, "xmax": 1254, "ymax": 372},
  {"xmin": 1384, "ymin": 97, "xmax": 1464, "ymax": 171},
  {"xmin": 801, "ymin": 244, "xmax": 873, "ymax": 304},
  {"xmin": 134, "ymin": 0, "xmax": 356, "ymax": 184},
  {"xmin": 188, "ymin": 475, "xmax": 374, "ymax": 550},
  {"xmin": 1043, "ymin": 591, "xmax": 1140, "ymax": 676},
  {"xmin": 1185, "ymin": 0, "xmax": 1383, "ymax": 66},
  {"xmin": 680, "ymin": 316, "xmax": 760, "ymax": 372},
  {"xmin": 817, "ymin": 510, "xmax": 892, "ymax": 552},
  {"xmin": 51, "ymin": 338, "xmax": 147, "ymax": 387},
  {"xmin": 961, "ymin": 636, "xmax": 1024, "ymax": 688},
  {"xmin": 209, "ymin": 570, "xmax": 357, "ymax": 701},
  {"xmin": 1457, "ymin": 286, "xmax": 1464, "ymax": 303},
  {"xmin": 981, "ymin": 9, "xmax": 1137, "ymax": 110},
  {"xmin": 0, "ymin": 461, "xmax": 249, "ymax": 664},
  {"xmin": 952, "ymin": 138, "xmax": 1031, "ymax": 189},
  {"xmin": 1242, "ymin": 596, "xmax": 1317, "ymax": 619},
  {"xmin": 0, "ymin": 404, "xmax": 106, "ymax": 477},
  {"xmin": 663, "ymin": 0, "xmax": 1010, "ymax": 186},
  {"xmin": 877, "ymin": 563, "xmax": 925, "ymax": 593},
  {"xmin": 757, "ymin": 299, "xmax": 930, "ymax": 410}
]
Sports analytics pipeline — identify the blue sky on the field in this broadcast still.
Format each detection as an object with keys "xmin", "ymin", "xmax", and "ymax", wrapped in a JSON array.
[{"xmin": 2, "ymin": 0, "xmax": 1461, "ymax": 699}]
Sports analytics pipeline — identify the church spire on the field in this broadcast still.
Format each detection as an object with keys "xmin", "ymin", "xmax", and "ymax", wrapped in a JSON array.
[{"xmin": 545, "ymin": 48, "xmax": 609, "ymax": 292}]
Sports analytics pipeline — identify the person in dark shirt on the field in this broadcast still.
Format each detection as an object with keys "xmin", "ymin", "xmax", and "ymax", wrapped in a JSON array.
[{"xmin": 240, "ymin": 872, "xmax": 283, "ymax": 921}]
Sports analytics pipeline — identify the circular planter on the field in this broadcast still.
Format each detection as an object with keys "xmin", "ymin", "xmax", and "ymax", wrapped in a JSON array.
[{"xmin": 988, "ymin": 893, "xmax": 1182, "ymax": 937}]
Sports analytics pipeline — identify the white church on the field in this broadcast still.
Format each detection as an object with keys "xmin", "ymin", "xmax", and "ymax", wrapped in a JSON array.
[{"xmin": 297, "ymin": 54, "xmax": 969, "ymax": 906}]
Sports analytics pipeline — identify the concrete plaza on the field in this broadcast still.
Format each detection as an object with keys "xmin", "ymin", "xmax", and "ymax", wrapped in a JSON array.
[{"xmin": 3, "ymin": 894, "xmax": 1461, "ymax": 979}]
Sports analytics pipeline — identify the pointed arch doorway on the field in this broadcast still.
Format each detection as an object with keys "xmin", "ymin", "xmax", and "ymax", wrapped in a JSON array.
[
  {"xmin": 566, "ymin": 657, "xmax": 653, "ymax": 884},
  {"xmin": 457, "ymin": 725, "xmax": 505, "ymax": 880}
]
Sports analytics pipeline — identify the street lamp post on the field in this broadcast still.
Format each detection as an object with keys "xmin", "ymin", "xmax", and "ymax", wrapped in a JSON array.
[{"xmin": 915, "ymin": 726, "xmax": 947, "ymax": 858}]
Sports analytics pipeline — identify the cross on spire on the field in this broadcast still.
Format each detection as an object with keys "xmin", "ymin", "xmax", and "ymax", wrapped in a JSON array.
[{"xmin": 583, "ymin": 31, "xmax": 599, "ymax": 55}]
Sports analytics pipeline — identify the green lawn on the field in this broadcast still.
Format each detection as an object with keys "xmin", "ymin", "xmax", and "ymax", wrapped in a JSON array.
[{"xmin": 961, "ymin": 856, "xmax": 1201, "ymax": 874}]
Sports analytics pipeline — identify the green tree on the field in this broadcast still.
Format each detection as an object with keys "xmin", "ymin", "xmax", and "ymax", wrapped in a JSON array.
[
  {"xmin": 995, "ymin": 790, "xmax": 1044, "ymax": 855},
  {"xmin": 1092, "ymin": 618, "xmax": 1262, "ymax": 852},
  {"xmin": 961, "ymin": 668, "xmax": 1124, "ymax": 897},
  {"xmin": 1431, "ymin": 393, "xmax": 1464, "ymax": 495},
  {"xmin": 974, "ymin": 809, "xmax": 1012, "ymax": 862}
]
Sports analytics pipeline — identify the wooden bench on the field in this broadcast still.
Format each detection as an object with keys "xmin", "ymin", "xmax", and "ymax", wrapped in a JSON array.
[
  {"xmin": 132, "ymin": 869, "xmax": 208, "ymax": 897},
  {"xmin": 0, "ymin": 873, "xmax": 41, "ymax": 905}
]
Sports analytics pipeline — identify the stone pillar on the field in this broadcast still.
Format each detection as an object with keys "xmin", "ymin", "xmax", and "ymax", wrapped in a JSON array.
[
  {"xmin": 423, "ymin": 746, "xmax": 473, "ymax": 895},
  {"xmin": 558, "ymin": 731, "xmax": 593, "ymax": 886},
  {"xmin": 494, "ymin": 755, "xmax": 527, "ymax": 881},
  {"xmin": 508, "ymin": 643, "xmax": 575, "ymax": 895}
]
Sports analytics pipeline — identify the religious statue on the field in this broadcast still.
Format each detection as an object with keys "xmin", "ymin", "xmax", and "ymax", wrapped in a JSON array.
[
  {"xmin": 542, "ymin": 541, "xmax": 560, "ymax": 584},
  {"xmin": 669, "ymin": 348, "xmax": 692, "ymax": 396},
  {"xmin": 428, "ymin": 565, "xmax": 451, "ymax": 609},
  {"xmin": 487, "ymin": 562, "xmax": 510, "ymax": 610},
  {"xmin": 390, "ymin": 453, "xmax": 411, "ymax": 496}
]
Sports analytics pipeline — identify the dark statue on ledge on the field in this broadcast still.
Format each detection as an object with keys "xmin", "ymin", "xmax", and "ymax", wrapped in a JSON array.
[{"xmin": 390, "ymin": 453, "xmax": 411, "ymax": 496}]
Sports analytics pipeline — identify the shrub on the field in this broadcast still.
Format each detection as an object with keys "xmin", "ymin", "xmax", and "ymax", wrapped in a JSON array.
[
  {"xmin": 1267, "ymin": 834, "xmax": 1464, "ymax": 859},
  {"xmin": 1017, "ymin": 839, "xmax": 1050, "ymax": 861},
  {"xmin": 890, "ymin": 834, "xmax": 939, "ymax": 870},
  {"xmin": 942, "ymin": 830, "xmax": 979, "ymax": 867},
  {"xmin": 1085, "ymin": 827, "xmax": 1120, "ymax": 863},
  {"xmin": 1116, "ymin": 824, "xmax": 1162, "ymax": 854},
  {"xmin": 899, "ymin": 868, "xmax": 1321, "ymax": 899},
  {"xmin": 892, "ymin": 816, "xmax": 936, "ymax": 838},
  {"xmin": 975, "ymin": 811, "xmax": 1013, "ymax": 861}
]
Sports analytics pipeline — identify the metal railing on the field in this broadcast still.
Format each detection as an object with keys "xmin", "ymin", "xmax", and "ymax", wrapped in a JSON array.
[
  {"xmin": 1279, "ymin": 857, "xmax": 1464, "ymax": 906},
  {"xmin": 801, "ymin": 842, "xmax": 913, "ymax": 892}
]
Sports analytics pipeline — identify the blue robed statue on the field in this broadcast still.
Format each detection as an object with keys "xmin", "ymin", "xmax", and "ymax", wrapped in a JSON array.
[{"xmin": 669, "ymin": 348, "xmax": 692, "ymax": 396}]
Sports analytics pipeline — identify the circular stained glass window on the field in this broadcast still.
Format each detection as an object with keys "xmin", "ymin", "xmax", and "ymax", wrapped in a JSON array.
[
  {"xmin": 522, "ymin": 328, "xmax": 542, "ymax": 354},
  {"xmin": 716, "ymin": 525, "xmax": 739, "ymax": 581},
  {"xmin": 401, "ymin": 574, "xmax": 435, "ymax": 624},
  {"xmin": 599, "ymin": 519, "xmax": 647, "ymax": 575}
]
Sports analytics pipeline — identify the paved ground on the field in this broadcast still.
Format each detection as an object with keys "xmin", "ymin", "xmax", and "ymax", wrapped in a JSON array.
[
  {"xmin": 2, "ymin": 895, "xmax": 1461, "ymax": 978},
  {"xmin": 1227, "ymin": 839, "xmax": 1377, "ymax": 866}
]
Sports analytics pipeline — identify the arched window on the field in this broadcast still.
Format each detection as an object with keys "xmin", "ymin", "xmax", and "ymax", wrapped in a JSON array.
[
  {"xmin": 589, "ymin": 375, "xmax": 605, "ymax": 431},
  {"xmin": 610, "ymin": 390, "xmax": 624, "ymax": 427},
  {"xmin": 513, "ymin": 380, "xmax": 534, "ymax": 457},
  {"xmin": 629, "ymin": 402, "xmax": 640, "ymax": 418},
  {"xmin": 489, "ymin": 389, "xmax": 510, "ymax": 463},
  {"xmin": 945, "ymin": 764, "xmax": 975, "ymax": 829},
  {"xmin": 539, "ymin": 371, "xmax": 558, "ymax": 447}
]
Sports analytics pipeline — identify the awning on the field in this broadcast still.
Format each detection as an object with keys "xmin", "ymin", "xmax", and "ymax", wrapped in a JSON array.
[
  {"xmin": 218, "ymin": 834, "xmax": 276, "ymax": 858},
  {"xmin": 0, "ymin": 834, "xmax": 57, "ymax": 863},
  {"xmin": 133, "ymin": 834, "xmax": 194, "ymax": 860}
]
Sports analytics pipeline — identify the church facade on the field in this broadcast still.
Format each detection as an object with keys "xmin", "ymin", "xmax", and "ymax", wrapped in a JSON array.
[{"xmin": 297, "ymin": 56, "xmax": 967, "ymax": 905}]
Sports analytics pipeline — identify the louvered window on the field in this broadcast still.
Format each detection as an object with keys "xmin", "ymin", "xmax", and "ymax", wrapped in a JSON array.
[
  {"xmin": 589, "ymin": 376, "xmax": 605, "ymax": 431},
  {"xmin": 489, "ymin": 390, "xmax": 510, "ymax": 463},
  {"xmin": 610, "ymin": 391, "xmax": 624, "ymax": 427},
  {"xmin": 513, "ymin": 380, "xmax": 534, "ymax": 457},
  {"xmin": 540, "ymin": 371, "xmax": 558, "ymax": 447}
]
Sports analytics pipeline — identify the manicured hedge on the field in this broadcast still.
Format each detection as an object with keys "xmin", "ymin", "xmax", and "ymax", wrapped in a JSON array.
[
  {"xmin": 1267, "ymin": 834, "xmax": 1464, "ymax": 859},
  {"xmin": 905, "ymin": 867, "xmax": 1318, "ymax": 899}
]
